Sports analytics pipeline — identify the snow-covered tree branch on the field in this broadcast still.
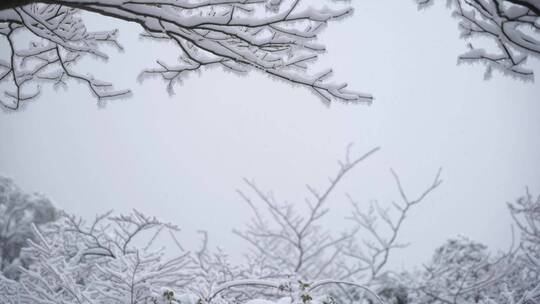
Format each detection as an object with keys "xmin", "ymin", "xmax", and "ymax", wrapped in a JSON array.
[
  {"xmin": 234, "ymin": 145, "xmax": 443, "ymax": 294},
  {"xmin": 417, "ymin": 0, "xmax": 540, "ymax": 80},
  {"xmin": 342, "ymin": 168, "xmax": 442, "ymax": 284},
  {"xmin": 11, "ymin": 209, "xmax": 194, "ymax": 304},
  {"xmin": 504, "ymin": 189, "xmax": 540, "ymax": 304},
  {"xmin": 234, "ymin": 146, "xmax": 382, "ymax": 281},
  {"xmin": 0, "ymin": 0, "xmax": 372, "ymax": 110}
]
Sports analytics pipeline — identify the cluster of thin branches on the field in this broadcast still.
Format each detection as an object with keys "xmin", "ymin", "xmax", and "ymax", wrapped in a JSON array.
[
  {"xmin": 1, "ymin": 147, "xmax": 539, "ymax": 304},
  {"xmin": 504, "ymin": 190, "xmax": 540, "ymax": 304},
  {"xmin": 0, "ymin": 208, "xmax": 386, "ymax": 304},
  {"xmin": 234, "ymin": 145, "xmax": 443, "ymax": 294},
  {"xmin": 13, "ymin": 210, "xmax": 193, "ymax": 304},
  {"xmin": 0, "ymin": 0, "xmax": 371, "ymax": 110},
  {"xmin": 417, "ymin": 0, "xmax": 540, "ymax": 80},
  {"xmin": 0, "ymin": 146, "xmax": 444, "ymax": 304},
  {"xmin": 0, "ymin": 3, "xmax": 129, "ymax": 110}
]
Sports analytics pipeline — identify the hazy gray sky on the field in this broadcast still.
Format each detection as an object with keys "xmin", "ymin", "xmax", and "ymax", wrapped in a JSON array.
[{"xmin": 1, "ymin": 1, "xmax": 539, "ymax": 270}]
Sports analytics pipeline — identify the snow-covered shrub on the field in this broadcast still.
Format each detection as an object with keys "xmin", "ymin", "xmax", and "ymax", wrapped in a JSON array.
[
  {"xmin": 501, "ymin": 190, "xmax": 540, "ymax": 304},
  {"xmin": 13, "ymin": 210, "xmax": 193, "ymax": 303},
  {"xmin": 0, "ymin": 147, "xmax": 444, "ymax": 304},
  {"xmin": 406, "ymin": 190, "xmax": 540, "ymax": 304},
  {"xmin": 408, "ymin": 236, "xmax": 512, "ymax": 304}
]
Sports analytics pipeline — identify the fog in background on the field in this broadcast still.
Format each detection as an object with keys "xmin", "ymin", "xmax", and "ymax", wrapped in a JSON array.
[{"xmin": 1, "ymin": 1, "xmax": 539, "ymax": 271}]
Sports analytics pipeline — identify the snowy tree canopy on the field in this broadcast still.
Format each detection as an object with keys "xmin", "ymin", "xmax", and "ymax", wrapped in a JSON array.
[
  {"xmin": 417, "ymin": 0, "xmax": 540, "ymax": 80},
  {"xmin": 0, "ymin": 0, "xmax": 372, "ymax": 110},
  {"xmin": 0, "ymin": 176, "xmax": 59, "ymax": 280}
]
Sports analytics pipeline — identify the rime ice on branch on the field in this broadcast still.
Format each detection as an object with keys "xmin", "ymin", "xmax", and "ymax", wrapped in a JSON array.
[
  {"xmin": 417, "ymin": 0, "xmax": 540, "ymax": 80},
  {"xmin": 0, "ymin": 0, "xmax": 372, "ymax": 110},
  {"xmin": 235, "ymin": 145, "xmax": 443, "ymax": 290}
]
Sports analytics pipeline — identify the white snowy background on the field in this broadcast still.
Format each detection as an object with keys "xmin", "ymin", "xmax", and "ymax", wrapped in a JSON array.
[{"xmin": 0, "ymin": 1, "xmax": 539, "ymax": 270}]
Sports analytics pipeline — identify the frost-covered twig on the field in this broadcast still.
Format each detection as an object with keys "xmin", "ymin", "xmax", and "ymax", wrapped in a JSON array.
[
  {"xmin": 342, "ymin": 168, "xmax": 442, "ymax": 283},
  {"xmin": 11, "ymin": 209, "xmax": 192, "ymax": 304},
  {"xmin": 417, "ymin": 0, "xmax": 540, "ymax": 80},
  {"xmin": 234, "ymin": 146, "xmax": 380, "ymax": 280},
  {"xmin": 0, "ymin": 0, "xmax": 372, "ymax": 110}
]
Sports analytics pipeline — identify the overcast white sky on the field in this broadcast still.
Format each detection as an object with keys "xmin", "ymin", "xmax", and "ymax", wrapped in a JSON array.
[{"xmin": 1, "ymin": 1, "xmax": 539, "ymax": 271}]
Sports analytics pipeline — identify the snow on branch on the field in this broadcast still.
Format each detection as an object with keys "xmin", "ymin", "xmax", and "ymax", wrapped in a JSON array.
[
  {"xmin": 0, "ymin": 207, "xmax": 388, "ymax": 304},
  {"xmin": 208, "ymin": 278, "xmax": 385, "ymax": 304},
  {"xmin": 234, "ymin": 146, "xmax": 380, "ymax": 280},
  {"xmin": 409, "ymin": 236, "xmax": 516, "ymax": 304},
  {"xmin": 417, "ymin": 0, "xmax": 540, "ymax": 80},
  {"xmin": 234, "ymin": 144, "xmax": 444, "ymax": 297},
  {"xmin": 0, "ymin": 0, "xmax": 372, "ymax": 110},
  {"xmin": 505, "ymin": 189, "xmax": 540, "ymax": 304},
  {"xmin": 10, "ymin": 209, "xmax": 193, "ymax": 304},
  {"xmin": 0, "ymin": 4, "xmax": 130, "ymax": 110},
  {"xmin": 342, "ymin": 168, "xmax": 442, "ymax": 283}
]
